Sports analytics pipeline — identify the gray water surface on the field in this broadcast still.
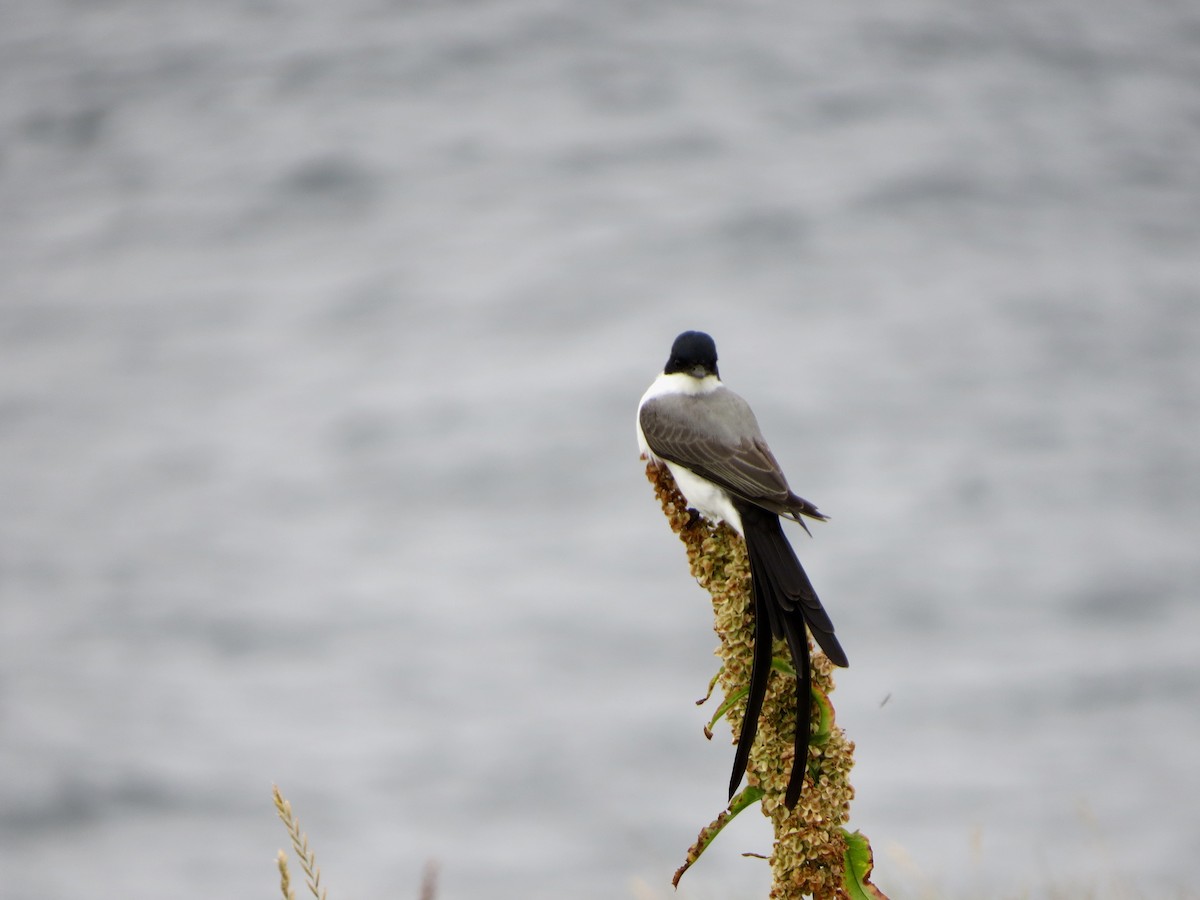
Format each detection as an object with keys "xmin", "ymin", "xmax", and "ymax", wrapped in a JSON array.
[{"xmin": 2, "ymin": 3, "xmax": 1198, "ymax": 898}]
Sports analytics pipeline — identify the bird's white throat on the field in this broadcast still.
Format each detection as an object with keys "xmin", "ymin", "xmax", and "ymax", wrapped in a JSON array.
[{"xmin": 639, "ymin": 371, "xmax": 722, "ymax": 402}]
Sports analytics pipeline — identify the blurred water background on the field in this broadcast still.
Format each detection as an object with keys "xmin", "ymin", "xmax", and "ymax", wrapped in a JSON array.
[{"xmin": 2, "ymin": 2, "xmax": 1199, "ymax": 898}]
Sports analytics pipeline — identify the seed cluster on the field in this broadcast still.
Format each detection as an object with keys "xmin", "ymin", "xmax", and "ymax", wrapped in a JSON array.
[{"xmin": 646, "ymin": 463, "xmax": 856, "ymax": 899}]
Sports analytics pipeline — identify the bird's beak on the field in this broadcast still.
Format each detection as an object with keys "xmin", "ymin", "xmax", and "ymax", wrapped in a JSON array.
[{"xmin": 689, "ymin": 365, "xmax": 709, "ymax": 378}]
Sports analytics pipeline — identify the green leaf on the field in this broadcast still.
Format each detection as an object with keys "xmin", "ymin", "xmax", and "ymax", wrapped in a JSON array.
[
  {"xmin": 770, "ymin": 656, "xmax": 797, "ymax": 677},
  {"xmin": 695, "ymin": 667, "xmax": 724, "ymax": 706},
  {"xmin": 672, "ymin": 787, "xmax": 765, "ymax": 888},
  {"xmin": 704, "ymin": 686, "xmax": 746, "ymax": 739},
  {"xmin": 842, "ymin": 829, "xmax": 890, "ymax": 900},
  {"xmin": 810, "ymin": 686, "xmax": 835, "ymax": 746}
]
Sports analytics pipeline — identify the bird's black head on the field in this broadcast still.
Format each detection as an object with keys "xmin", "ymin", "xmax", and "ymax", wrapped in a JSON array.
[{"xmin": 664, "ymin": 330, "xmax": 719, "ymax": 379}]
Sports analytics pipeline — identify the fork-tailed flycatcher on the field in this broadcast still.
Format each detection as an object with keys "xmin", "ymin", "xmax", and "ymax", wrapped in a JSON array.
[{"xmin": 637, "ymin": 330, "xmax": 847, "ymax": 809}]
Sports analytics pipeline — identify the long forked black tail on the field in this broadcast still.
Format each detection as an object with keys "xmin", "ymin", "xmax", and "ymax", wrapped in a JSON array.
[
  {"xmin": 729, "ymin": 502, "xmax": 848, "ymax": 808},
  {"xmin": 727, "ymin": 561, "xmax": 774, "ymax": 802}
]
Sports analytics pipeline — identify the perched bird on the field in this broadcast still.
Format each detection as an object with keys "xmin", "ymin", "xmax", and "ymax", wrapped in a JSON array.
[{"xmin": 637, "ymin": 330, "xmax": 848, "ymax": 808}]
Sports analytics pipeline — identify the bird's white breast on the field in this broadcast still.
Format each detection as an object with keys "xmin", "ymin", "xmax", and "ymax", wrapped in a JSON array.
[
  {"xmin": 636, "ymin": 371, "xmax": 745, "ymax": 535},
  {"xmin": 661, "ymin": 460, "xmax": 744, "ymax": 535}
]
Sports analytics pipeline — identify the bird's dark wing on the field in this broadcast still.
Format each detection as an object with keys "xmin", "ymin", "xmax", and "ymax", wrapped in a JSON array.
[{"xmin": 640, "ymin": 389, "xmax": 803, "ymax": 510}]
